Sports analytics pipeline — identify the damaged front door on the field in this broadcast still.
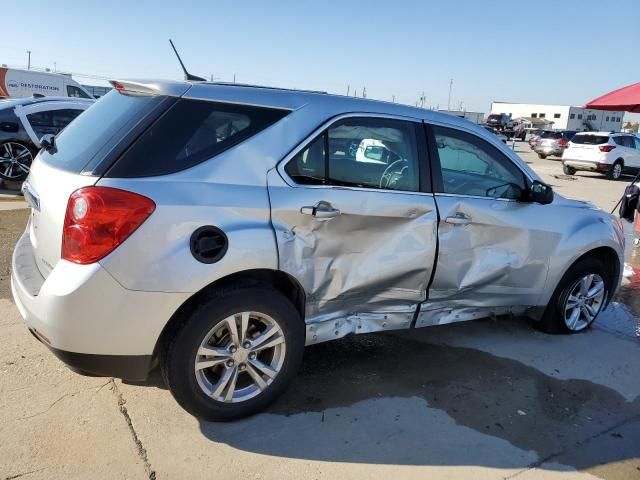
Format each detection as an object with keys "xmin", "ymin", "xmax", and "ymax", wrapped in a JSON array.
[
  {"xmin": 268, "ymin": 115, "xmax": 438, "ymax": 342},
  {"xmin": 419, "ymin": 123, "xmax": 555, "ymax": 327}
]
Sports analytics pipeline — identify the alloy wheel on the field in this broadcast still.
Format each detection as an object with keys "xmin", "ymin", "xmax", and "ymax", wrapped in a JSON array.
[
  {"xmin": 194, "ymin": 311, "xmax": 286, "ymax": 403},
  {"xmin": 0, "ymin": 142, "xmax": 32, "ymax": 180},
  {"xmin": 612, "ymin": 163, "xmax": 622, "ymax": 180},
  {"xmin": 563, "ymin": 273, "xmax": 606, "ymax": 331}
]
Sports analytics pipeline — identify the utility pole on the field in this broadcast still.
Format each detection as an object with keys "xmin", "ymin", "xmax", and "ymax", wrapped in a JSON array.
[
  {"xmin": 447, "ymin": 78, "xmax": 453, "ymax": 111},
  {"xmin": 392, "ymin": 95, "xmax": 395, "ymax": 103},
  {"xmin": 346, "ymin": 85, "xmax": 350, "ymax": 96},
  {"xmin": 27, "ymin": 50, "xmax": 31, "ymax": 70},
  {"xmin": 419, "ymin": 92, "xmax": 426, "ymax": 108},
  {"xmin": 362, "ymin": 87, "xmax": 366, "ymax": 98},
  {"xmin": 233, "ymin": 74, "xmax": 236, "ymax": 83},
  {"xmin": 53, "ymin": 61, "xmax": 57, "ymax": 72}
]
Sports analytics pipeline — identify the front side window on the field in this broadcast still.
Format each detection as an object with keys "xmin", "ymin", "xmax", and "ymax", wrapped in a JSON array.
[
  {"xmin": 433, "ymin": 125, "xmax": 525, "ymax": 200},
  {"xmin": 285, "ymin": 117, "xmax": 421, "ymax": 192}
]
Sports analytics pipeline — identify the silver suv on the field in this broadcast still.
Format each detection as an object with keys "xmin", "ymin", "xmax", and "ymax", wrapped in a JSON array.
[{"xmin": 12, "ymin": 80, "xmax": 625, "ymax": 420}]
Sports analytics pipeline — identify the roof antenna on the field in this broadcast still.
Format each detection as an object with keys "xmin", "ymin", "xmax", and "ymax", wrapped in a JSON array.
[{"xmin": 169, "ymin": 39, "xmax": 206, "ymax": 82}]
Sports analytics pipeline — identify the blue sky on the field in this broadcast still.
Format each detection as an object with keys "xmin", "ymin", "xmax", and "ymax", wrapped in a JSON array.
[{"xmin": 3, "ymin": 0, "xmax": 639, "ymax": 119}]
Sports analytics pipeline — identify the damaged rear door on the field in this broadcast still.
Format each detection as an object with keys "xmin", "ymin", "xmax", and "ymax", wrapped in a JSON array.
[
  {"xmin": 268, "ymin": 115, "xmax": 438, "ymax": 341},
  {"xmin": 419, "ymin": 123, "xmax": 554, "ymax": 326}
]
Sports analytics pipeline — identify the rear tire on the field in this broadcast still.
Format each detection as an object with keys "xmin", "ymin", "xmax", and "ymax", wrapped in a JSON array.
[
  {"xmin": 162, "ymin": 286, "xmax": 305, "ymax": 421},
  {"xmin": 538, "ymin": 153, "xmax": 547, "ymax": 159},
  {"xmin": 537, "ymin": 257, "xmax": 611, "ymax": 334},
  {"xmin": 563, "ymin": 165, "xmax": 576, "ymax": 175},
  {"xmin": 607, "ymin": 160, "xmax": 623, "ymax": 180}
]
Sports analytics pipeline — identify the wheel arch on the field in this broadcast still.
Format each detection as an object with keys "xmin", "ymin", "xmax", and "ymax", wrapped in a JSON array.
[{"xmin": 152, "ymin": 268, "xmax": 306, "ymax": 365}]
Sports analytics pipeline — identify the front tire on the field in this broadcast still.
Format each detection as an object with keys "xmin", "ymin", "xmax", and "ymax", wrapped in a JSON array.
[
  {"xmin": 538, "ymin": 153, "xmax": 547, "ymax": 159},
  {"xmin": 538, "ymin": 258, "xmax": 610, "ymax": 334},
  {"xmin": 563, "ymin": 165, "xmax": 576, "ymax": 175},
  {"xmin": 163, "ymin": 286, "xmax": 305, "ymax": 421}
]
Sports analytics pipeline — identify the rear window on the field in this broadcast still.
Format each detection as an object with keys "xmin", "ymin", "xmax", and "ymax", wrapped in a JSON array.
[
  {"xmin": 540, "ymin": 131, "xmax": 563, "ymax": 139},
  {"xmin": 572, "ymin": 135, "xmax": 610, "ymax": 145},
  {"xmin": 39, "ymin": 90, "xmax": 165, "ymax": 173},
  {"xmin": 107, "ymin": 99, "xmax": 289, "ymax": 177}
]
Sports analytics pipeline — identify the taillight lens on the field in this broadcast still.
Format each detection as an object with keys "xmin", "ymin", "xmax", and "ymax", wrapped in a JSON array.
[
  {"xmin": 557, "ymin": 139, "xmax": 569, "ymax": 147},
  {"xmin": 599, "ymin": 145, "xmax": 615, "ymax": 152},
  {"xmin": 62, "ymin": 186, "xmax": 155, "ymax": 264}
]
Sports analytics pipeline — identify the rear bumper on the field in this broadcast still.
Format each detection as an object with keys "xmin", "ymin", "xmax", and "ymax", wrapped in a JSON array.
[
  {"xmin": 534, "ymin": 145, "xmax": 563, "ymax": 156},
  {"xmin": 562, "ymin": 159, "xmax": 606, "ymax": 172},
  {"xmin": 11, "ymin": 230, "xmax": 190, "ymax": 379},
  {"xmin": 29, "ymin": 328, "xmax": 152, "ymax": 380}
]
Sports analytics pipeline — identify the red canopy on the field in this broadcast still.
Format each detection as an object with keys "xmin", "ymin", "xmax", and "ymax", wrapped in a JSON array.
[{"xmin": 585, "ymin": 82, "xmax": 640, "ymax": 113}]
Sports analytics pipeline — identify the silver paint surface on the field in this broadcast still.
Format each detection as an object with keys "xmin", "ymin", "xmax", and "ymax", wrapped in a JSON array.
[{"xmin": 12, "ymin": 79, "xmax": 626, "ymax": 358}]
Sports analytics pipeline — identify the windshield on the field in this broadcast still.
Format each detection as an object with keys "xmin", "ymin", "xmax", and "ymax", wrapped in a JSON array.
[
  {"xmin": 39, "ymin": 90, "xmax": 164, "ymax": 173},
  {"xmin": 571, "ymin": 134, "xmax": 610, "ymax": 145},
  {"xmin": 540, "ymin": 131, "xmax": 563, "ymax": 139}
]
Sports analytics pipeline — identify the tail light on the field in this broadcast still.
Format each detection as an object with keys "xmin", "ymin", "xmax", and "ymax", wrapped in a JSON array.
[
  {"xmin": 557, "ymin": 139, "xmax": 569, "ymax": 148},
  {"xmin": 62, "ymin": 186, "xmax": 155, "ymax": 265},
  {"xmin": 599, "ymin": 145, "xmax": 615, "ymax": 152}
]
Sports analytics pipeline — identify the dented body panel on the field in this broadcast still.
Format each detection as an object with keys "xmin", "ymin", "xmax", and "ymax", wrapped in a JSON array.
[
  {"xmin": 428, "ymin": 194, "xmax": 554, "ymax": 308},
  {"xmin": 267, "ymin": 168, "xmax": 438, "ymax": 343}
]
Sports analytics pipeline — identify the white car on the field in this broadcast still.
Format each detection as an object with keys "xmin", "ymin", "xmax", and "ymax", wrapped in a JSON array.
[{"xmin": 562, "ymin": 132, "xmax": 640, "ymax": 180}]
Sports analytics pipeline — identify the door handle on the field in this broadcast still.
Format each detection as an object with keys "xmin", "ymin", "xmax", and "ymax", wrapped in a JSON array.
[
  {"xmin": 300, "ymin": 203, "xmax": 341, "ymax": 220},
  {"xmin": 445, "ymin": 213, "xmax": 472, "ymax": 225}
]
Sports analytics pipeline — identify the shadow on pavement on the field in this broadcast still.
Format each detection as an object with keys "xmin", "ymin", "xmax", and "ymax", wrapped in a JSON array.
[{"xmin": 195, "ymin": 319, "xmax": 640, "ymax": 471}]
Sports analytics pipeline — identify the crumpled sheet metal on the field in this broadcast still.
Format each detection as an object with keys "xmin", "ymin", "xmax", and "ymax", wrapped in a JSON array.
[
  {"xmin": 268, "ymin": 170, "xmax": 438, "ymax": 340},
  {"xmin": 415, "ymin": 304, "xmax": 527, "ymax": 328},
  {"xmin": 272, "ymin": 191, "xmax": 437, "ymax": 313},
  {"xmin": 429, "ymin": 196, "xmax": 556, "ymax": 308},
  {"xmin": 306, "ymin": 308, "xmax": 416, "ymax": 344}
]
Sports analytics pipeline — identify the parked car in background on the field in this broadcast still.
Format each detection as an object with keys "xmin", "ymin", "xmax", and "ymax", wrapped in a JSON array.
[
  {"xmin": 0, "ymin": 67, "xmax": 94, "ymax": 99},
  {"xmin": 485, "ymin": 113, "xmax": 513, "ymax": 131},
  {"xmin": 562, "ymin": 132, "xmax": 640, "ymax": 180},
  {"xmin": 534, "ymin": 130, "xmax": 578, "ymax": 159},
  {"xmin": 483, "ymin": 125, "xmax": 507, "ymax": 143},
  {"xmin": 528, "ymin": 129, "xmax": 544, "ymax": 149},
  {"xmin": 12, "ymin": 81, "xmax": 624, "ymax": 421},
  {"xmin": 0, "ymin": 96, "xmax": 93, "ymax": 181}
]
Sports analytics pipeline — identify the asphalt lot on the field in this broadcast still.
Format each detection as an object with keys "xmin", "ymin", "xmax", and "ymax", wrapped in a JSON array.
[{"xmin": 1, "ymin": 144, "xmax": 639, "ymax": 480}]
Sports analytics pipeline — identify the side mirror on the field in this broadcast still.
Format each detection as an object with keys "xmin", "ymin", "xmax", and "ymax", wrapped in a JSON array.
[
  {"xmin": 40, "ymin": 134, "xmax": 57, "ymax": 154},
  {"xmin": 529, "ymin": 180, "xmax": 554, "ymax": 204}
]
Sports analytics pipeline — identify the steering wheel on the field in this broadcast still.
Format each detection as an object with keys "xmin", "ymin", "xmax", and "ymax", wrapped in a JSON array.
[{"xmin": 379, "ymin": 159, "xmax": 408, "ymax": 189}]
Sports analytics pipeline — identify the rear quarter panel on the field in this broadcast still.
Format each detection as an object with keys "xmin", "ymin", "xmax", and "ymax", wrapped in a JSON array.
[{"xmin": 96, "ymin": 178, "xmax": 277, "ymax": 293}]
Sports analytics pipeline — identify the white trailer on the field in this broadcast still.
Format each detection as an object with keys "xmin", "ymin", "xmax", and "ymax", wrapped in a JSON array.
[{"xmin": 0, "ymin": 67, "xmax": 93, "ymax": 99}]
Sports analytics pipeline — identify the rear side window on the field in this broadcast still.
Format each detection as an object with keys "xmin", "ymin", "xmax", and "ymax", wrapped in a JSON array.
[
  {"xmin": 572, "ymin": 135, "xmax": 610, "ymax": 145},
  {"xmin": 108, "ymin": 100, "xmax": 289, "ymax": 177}
]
